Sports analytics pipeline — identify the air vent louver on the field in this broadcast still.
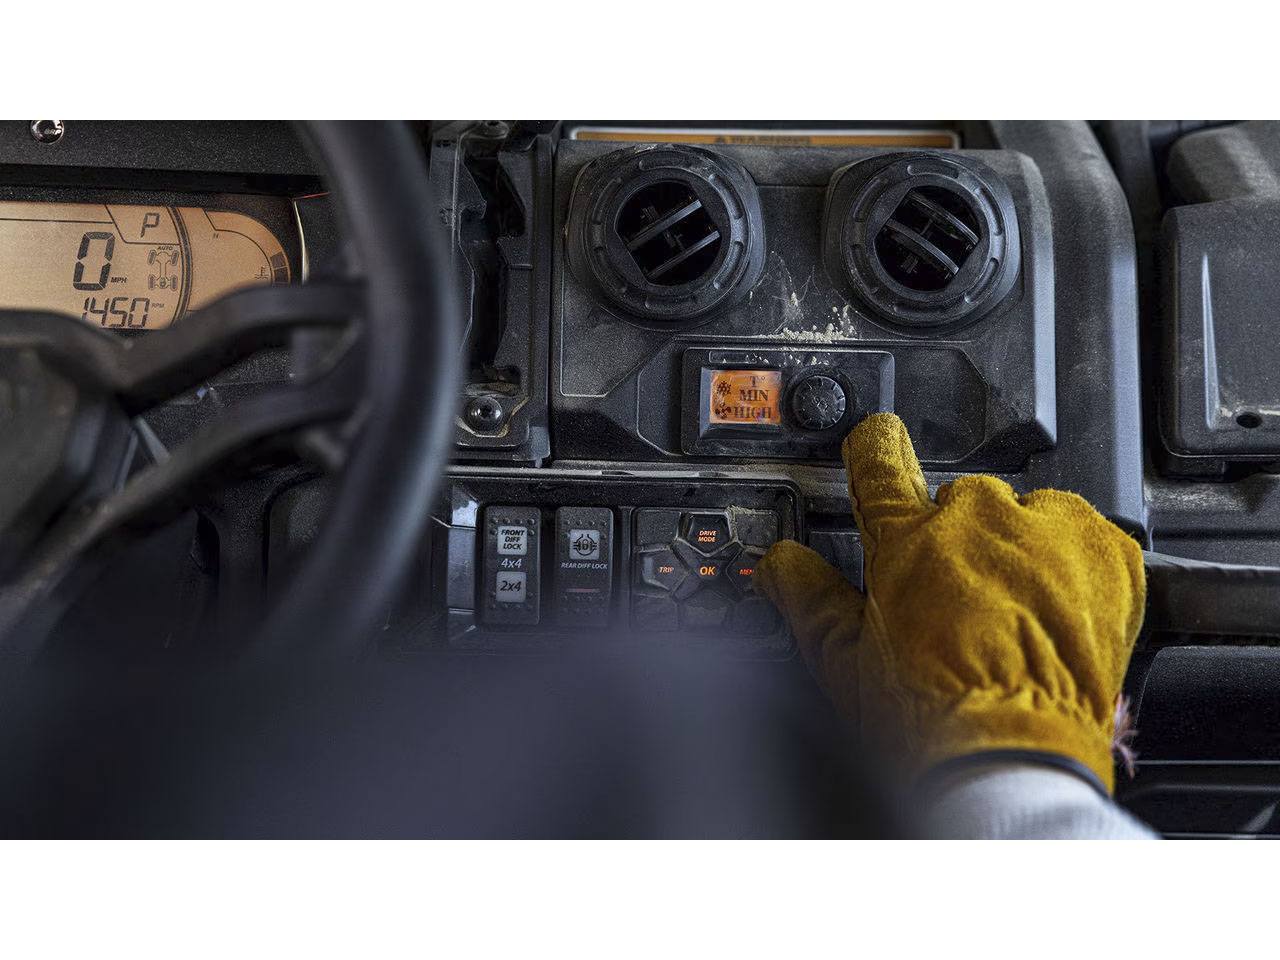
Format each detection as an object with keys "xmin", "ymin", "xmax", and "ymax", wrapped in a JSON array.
[
  {"xmin": 566, "ymin": 145, "xmax": 766, "ymax": 324},
  {"xmin": 874, "ymin": 186, "xmax": 982, "ymax": 291},
  {"xmin": 616, "ymin": 182, "xmax": 723, "ymax": 286}
]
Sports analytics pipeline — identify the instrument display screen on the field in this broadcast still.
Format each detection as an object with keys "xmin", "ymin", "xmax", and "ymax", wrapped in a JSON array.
[
  {"xmin": 0, "ymin": 201, "xmax": 292, "ymax": 330},
  {"xmin": 708, "ymin": 369, "xmax": 782, "ymax": 426}
]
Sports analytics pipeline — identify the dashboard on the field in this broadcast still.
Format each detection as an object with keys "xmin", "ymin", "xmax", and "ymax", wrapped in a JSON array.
[{"xmin": 4, "ymin": 120, "xmax": 1280, "ymax": 836}]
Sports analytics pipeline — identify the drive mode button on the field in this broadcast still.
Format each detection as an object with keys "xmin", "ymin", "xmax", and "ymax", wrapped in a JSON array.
[{"xmin": 682, "ymin": 513, "xmax": 731, "ymax": 553}]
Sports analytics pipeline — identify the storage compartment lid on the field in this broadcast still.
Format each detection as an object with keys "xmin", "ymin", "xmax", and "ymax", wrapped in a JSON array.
[{"xmin": 1161, "ymin": 196, "xmax": 1280, "ymax": 465}]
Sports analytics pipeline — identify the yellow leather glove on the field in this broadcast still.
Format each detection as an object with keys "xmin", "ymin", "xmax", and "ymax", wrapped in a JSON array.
[{"xmin": 755, "ymin": 413, "xmax": 1145, "ymax": 793}]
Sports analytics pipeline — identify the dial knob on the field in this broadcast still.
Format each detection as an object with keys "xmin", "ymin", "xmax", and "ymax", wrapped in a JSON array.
[{"xmin": 789, "ymin": 375, "xmax": 847, "ymax": 431}]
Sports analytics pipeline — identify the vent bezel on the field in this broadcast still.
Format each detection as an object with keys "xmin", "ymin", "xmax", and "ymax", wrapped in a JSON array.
[
  {"xmin": 824, "ymin": 153, "xmax": 1022, "ymax": 332},
  {"xmin": 566, "ymin": 145, "xmax": 766, "ymax": 325}
]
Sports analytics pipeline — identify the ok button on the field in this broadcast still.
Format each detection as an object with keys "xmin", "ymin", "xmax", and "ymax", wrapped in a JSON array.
[{"xmin": 694, "ymin": 560, "xmax": 722, "ymax": 582}]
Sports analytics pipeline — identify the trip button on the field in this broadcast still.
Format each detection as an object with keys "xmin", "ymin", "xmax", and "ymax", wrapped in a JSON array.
[
  {"xmin": 638, "ymin": 548, "xmax": 687, "ymax": 592},
  {"xmin": 682, "ymin": 512, "xmax": 731, "ymax": 553}
]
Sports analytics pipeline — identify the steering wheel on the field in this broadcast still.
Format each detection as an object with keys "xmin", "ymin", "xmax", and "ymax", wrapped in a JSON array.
[{"xmin": 0, "ymin": 121, "xmax": 462, "ymax": 667}]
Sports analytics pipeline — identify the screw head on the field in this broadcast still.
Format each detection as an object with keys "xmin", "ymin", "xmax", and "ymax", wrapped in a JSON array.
[
  {"xmin": 30, "ymin": 120, "xmax": 64, "ymax": 144},
  {"xmin": 476, "ymin": 120, "xmax": 510, "ymax": 139},
  {"xmin": 465, "ymin": 395, "xmax": 506, "ymax": 430}
]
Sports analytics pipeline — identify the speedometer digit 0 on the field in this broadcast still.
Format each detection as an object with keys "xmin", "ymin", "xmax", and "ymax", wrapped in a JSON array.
[{"xmin": 0, "ymin": 201, "xmax": 292, "ymax": 330}]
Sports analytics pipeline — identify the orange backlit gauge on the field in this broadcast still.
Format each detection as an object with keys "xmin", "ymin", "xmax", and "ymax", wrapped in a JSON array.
[
  {"xmin": 708, "ymin": 369, "xmax": 782, "ymax": 426},
  {"xmin": 0, "ymin": 201, "xmax": 291, "ymax": 330}
]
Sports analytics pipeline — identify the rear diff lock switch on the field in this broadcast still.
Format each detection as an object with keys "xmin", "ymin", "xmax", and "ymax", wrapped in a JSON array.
[{"xmin": 554, "ymin": 507, "xmax": 615, "ymax": 628}]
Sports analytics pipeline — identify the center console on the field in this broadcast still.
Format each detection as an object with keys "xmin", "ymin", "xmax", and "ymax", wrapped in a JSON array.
[{"xmin": 408, "ymin": 121, "xmax": 1144, "ymax": 657}]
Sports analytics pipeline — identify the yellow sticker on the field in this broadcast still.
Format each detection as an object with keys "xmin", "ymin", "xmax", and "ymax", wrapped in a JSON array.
[{"xmin": 570, "ymin": 127, "xmax": 959, "ymax": 148}]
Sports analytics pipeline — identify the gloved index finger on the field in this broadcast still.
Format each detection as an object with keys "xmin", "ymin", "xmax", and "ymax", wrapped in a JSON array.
[{"xmin": 842, "ymin": 413, "xmax": 932, "ymax": 548}]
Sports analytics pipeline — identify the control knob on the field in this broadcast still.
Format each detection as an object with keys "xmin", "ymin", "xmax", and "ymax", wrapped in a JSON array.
[{"xmin": 789, "ymin": 375, "xmax": 847, "ymax": 431}]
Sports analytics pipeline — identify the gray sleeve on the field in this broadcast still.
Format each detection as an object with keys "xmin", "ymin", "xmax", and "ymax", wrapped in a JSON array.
[{"xmin": 923, "ymin": 764, "xmax": 1158, "ymax": 839}]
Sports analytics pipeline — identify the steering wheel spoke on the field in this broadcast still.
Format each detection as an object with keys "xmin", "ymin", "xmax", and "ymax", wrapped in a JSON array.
[
  {"xmin": 0, "ymin": 280, "xmax": 363, "ymax": 414},
  {"xmin": 0, "ymin": 278, "xmax": 367, "ymax": 660},
  {"xmin": 0, "ymin": 359, "xmax": 362, "ymax": 663}
]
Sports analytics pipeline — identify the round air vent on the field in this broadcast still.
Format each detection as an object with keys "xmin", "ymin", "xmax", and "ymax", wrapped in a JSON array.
[
  {"xmin": 566, "ymin": 145, "xmax": 766, "ymax": 324},
  {"xmin": 823, "ymin": 154, "xmax": 1021, "ymax": 331}
]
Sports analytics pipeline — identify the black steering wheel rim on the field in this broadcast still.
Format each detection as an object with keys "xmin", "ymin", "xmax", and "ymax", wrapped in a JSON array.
[
  {"xmin": 0, "ymin": 121, "xmax": 461, "ymax": 664},
  {"xmin": 260, "ymin": 121, "xmax": 461, "ymax": 661}
]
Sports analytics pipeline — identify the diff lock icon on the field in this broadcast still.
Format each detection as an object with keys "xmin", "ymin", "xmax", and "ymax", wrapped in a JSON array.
[{"xmin": 569, "ymin": 529, "xmax": 601, "ymax": 560}]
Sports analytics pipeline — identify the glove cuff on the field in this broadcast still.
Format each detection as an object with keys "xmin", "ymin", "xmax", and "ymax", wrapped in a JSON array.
[
  {"xmin": 917, "ymin": 749, "xmax": 1110, "ymax": 800},
  {"xmin": 916, "ymin": 697, "xmax": 1117, "ymax": 794}
]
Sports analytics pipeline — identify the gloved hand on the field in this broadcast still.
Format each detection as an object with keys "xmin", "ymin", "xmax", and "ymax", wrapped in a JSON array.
[{"xmin": 755, "ymin": 413, "xmax": 1145, "ymax": 793}]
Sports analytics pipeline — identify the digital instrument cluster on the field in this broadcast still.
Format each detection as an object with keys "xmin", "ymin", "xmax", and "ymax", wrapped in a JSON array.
[{"xmin": 0, "ymin": 200, "xmax": 293, "ymax": 330}]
